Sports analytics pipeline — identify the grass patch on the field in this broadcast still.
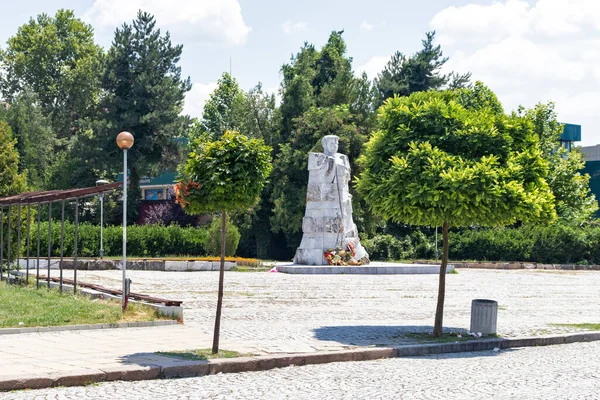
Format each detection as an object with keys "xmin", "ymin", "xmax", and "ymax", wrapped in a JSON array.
[
  {"xmin": 398, "ymin": 331, "xmax": 500, "ymax": 343},
  {"xmin": 156, "ymin": 349, "xmax": 244, "ymax": 361},
  {"xmin": 448, "ymin": 269, "xmax": 459, "ymax": 274},
  {"xmin": 551, "ymin": 323, "xmax": 600, "ymax": 330},
  {"xmin": 0, "ymin": 281, "xmax": 169, "ymax": 328}
]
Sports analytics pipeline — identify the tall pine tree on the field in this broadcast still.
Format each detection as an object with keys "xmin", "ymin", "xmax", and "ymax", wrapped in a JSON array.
[
  {"xmin": 375, "ymin": 31, "xmax": 471, "ymax": 106},
  {"xmin": 99, "ymin": 11, "xmax": 191, "ymax": 219}
]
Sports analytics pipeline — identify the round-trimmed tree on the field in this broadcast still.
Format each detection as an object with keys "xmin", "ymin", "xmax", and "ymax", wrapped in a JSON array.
[
  {"xmin": 176, "ymin": 130, "xmax": 272, "ymax": 353},
  {"xmin": 357, "ymin": 83, "xmax": 556, "ymax": 337}
]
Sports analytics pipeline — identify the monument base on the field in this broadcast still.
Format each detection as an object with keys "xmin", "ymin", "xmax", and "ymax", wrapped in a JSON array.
[{"xmin": 275, "ymin": 262, "xmax": 455, "ymax": 275}]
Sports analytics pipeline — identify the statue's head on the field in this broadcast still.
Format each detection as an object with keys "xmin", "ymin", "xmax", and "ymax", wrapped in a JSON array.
[{"xmin": 322, "ymin": 135, "xmax": 339, "ymax": 156}]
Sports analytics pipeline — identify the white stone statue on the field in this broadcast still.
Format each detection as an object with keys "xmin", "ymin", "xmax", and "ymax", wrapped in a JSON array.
[{"xmin": 294, "ymin": 135, "xmax": 369, "ymax": 265}]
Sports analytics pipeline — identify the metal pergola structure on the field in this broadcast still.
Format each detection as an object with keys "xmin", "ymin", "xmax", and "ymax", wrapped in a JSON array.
[{"xmin": 0, "ymin": 182, "xmax": 122, "ymax": 292}]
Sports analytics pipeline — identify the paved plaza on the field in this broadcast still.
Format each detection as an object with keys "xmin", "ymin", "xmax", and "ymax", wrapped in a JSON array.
[
  {"xmin": 6, "ymin": 341, "xmax": 600, "ymax": 399},
  {"xmin": 48, "ymin": 268, "xmax": 600, "ymax": 342},
  {"xmin": 1, "ymin": 268, "xmax": 599, "ymax": 394}
]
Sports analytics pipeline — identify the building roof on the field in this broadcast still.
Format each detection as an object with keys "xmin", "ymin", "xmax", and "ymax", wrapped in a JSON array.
[
  {"xmin": 117, "ymin": 171, "xmax": 177, "ymax": 187},
  {"xmin": 560, "ymin": 123, "xmax": 581, "ymax": 142}
]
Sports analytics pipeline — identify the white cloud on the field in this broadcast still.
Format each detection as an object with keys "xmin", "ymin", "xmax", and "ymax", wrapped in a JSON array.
[
  {"xmin": 83, "ymin": 0, "xmax": 251, "ymax": 46},
  {"xmin": 184, "ymin": 81, "xmax": 218, "ymax": 118},
  {"xmin": 360, "ymin": 20, "xmax": 386, "ymax": 32},
  {"xmin": 430, "ymin": 0, "xmax": 600, "ymax": 146},
  {"xmin": 356, "ymin": 55, "xmax": 390, "ymax": 79},
  {"xmin": 431, "ymin": 0, "xmax": 532, "ymax": 43},
  {"xmin": 282, "ymin": 21, "xmax": 307, "ymax": 35},
  {"xmin": 360, "ymin": 21, "xmax": 374, "ymax": 31}
]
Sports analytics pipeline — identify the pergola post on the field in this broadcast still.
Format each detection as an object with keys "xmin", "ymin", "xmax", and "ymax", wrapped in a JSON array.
[
  {"xmin": 26, "ymin": 205, "xmax": 31, "ymax": 284},
  {"xmin": 16, "ymin": 203, "xmax": 21, "ymax": 278},
  {"xmin": 36, "ymin": 204, "xmax": 41, "ymax": 289},
  {"xmin": 59, "ymin": 200, "xmax": 65, "ymax": 293},
  {"xmin": 47, "ymin": 203, "xmax": 52, "ymax": 288},
  {"xmin": 73, "ymin": 198, "xmax": 79, "ymax": 294},
  {"xmin": 7, "ymin": 207, "xmax": 11, "ymax": 280},
  {"xmin": 1, "ymin": 206, "xmax": 4, "ymax": 282}
]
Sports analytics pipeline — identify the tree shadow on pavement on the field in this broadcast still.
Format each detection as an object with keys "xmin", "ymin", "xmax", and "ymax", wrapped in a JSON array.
[
  {"xmin": 117, "ymin": 352, "xmax": 209, "ymax": 367},
  {"xmin": 313, "ymin": 325, "xmax": 518, "ymax": 358},
  {"xmin": 313, "ymin": 325, "xmax": 467, "ymax": 344}
]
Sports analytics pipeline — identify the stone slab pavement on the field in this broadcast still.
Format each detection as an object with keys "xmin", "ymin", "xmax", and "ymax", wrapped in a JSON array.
[
  {"xmin": 7, "ymin": 341, "xmax": 599, "ymax": 400},
  {"xmin": 1, "ymin": 268, "xmax": 600, "ymax": 390}
]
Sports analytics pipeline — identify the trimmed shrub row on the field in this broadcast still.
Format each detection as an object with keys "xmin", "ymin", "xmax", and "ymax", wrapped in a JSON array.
[
  {"xmin": 449, "ymin": 223, "xmax": 600, "ymax": 264},
  {"xmin": 365, "ymin": 223, "xmax": 600, "ymax": 265},
  {"xmin": 363, "ymin": 230, "xmax": 435, "ymax": 261},
  {"xmin": 28, "ymin": 222, "xmax": 210, "ymax": 258}
]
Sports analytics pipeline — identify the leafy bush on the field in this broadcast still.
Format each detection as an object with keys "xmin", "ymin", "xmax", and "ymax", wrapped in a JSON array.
[
  {"xmin": 363, "ymin": 234, "xmax": 413, "ymax": 261},
  {"xmin": 29, "ymin": 221, "xmax": 208, "ymax": 258},
  {"xmin": 449, "ymin": 223, "xmax": 600, "ymax": 264},
  {"xmin": 204, "ymin": 217, "xmax": 241, "ymax": 257},
  {"xmin": 449, "ymin": 228, "xmax": 532, "ymax": 262},
  {"xmin": 364, "ymin": 222, "xmax": 600, "ymax": 264}
]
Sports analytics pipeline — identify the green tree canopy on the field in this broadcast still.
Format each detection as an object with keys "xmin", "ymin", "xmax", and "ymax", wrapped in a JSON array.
[
  {"xmin": 176, "ymin": 130, "xmax": 272, "ymax": 354},
  {"xmin": 374, "ymin": 31, "xmax": 471, "ymax": 106},
  {"xmin": 0, "ymin": 121, "xmax": 27, "ymax": 197},
  {"xmin": 357, "ymin": 83, "xmax": 556, "ymax": 336},
  {"xmin": 177, "ymin": 131, "xmax": 272, "ymax": 214},
  {"xmin": 359, "ymin": 84, "xmax": 556, "ymax": 228},
  {"xmin": 100, "ymin": 11, "xmax": 191, "ymax": 187},
  {"xmin": 238, "ymin": 83, "xmax": 279, "ymax": 148},
  {"xmin": 199, "ymin": 72, "xmax": 246, "ymax": 140},
  {"xmin": 525, "ymin": 103, "xmax": 598, "ymax": 221},
  {"xmin": 0, "ymin": 9, "xmax": 103, "ymax": 139},
  {"xmin": 0, "ymin": 90, "xmax": 56, "ymax": 189},
  {"xmin": 279, "ymin": 31, "xmax": 363, "ymax": 142}
]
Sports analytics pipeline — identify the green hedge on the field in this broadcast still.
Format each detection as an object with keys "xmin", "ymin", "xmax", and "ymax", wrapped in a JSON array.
[
  {"xmin": 363, "ymin": 230, "xmax": 435, "ymax": 261},
  {"xmin": 30, "ymin": 222, "xmax": 209, "ymax": 258},
  {"xmin": 448, "ymin": 224, "xmax": 600, "ymax": 264},
  {"xmin": 364, "ymin": 223, "xmax": 600, "ymax": 265}
]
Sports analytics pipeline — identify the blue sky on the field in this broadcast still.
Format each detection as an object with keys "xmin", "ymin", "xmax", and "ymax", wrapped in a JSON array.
[{"xmin": 1, "ymin": 0, "xmax": 599, "ymax": 146}]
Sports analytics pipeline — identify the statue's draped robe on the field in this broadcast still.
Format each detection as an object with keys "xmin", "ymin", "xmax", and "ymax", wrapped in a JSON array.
[{"xmin": 294, "ymin": 152, "xmax": 369, "ymax": 265}]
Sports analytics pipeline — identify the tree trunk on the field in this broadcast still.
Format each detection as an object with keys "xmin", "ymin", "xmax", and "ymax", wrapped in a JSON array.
[
  {"xmin": 433, "ymin": 222, "xmax": 450, "ymax": 337},
  {"xmin": 212, "ymin": 211, "xmax": 227, "ymax": 354}
]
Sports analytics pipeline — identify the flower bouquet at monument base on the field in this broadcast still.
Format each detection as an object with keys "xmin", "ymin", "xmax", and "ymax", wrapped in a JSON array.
[{"xmin": 324, "ymin": 242, "xmax": 364, "ymax": 266}]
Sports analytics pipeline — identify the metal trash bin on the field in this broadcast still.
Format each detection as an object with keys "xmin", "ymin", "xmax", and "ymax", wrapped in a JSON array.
[{"xmin": 470, "ymin": 299, "xmax": 498, "ymax": 336}]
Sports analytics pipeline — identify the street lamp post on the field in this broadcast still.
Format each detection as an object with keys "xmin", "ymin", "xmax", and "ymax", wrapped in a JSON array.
[
  {"xmin": 116, "ymin": 131, "xmax": 134, "ymax": 311},
  {"xmin": 96, "ymin": 179, "xmax": 108, "ymax": 260}
]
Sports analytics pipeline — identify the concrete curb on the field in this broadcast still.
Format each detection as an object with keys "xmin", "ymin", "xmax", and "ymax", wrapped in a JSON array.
[
  {"xmin": 2, "ymin": 331, "xmax": 600, "ymax": 391},
  {"xmin": 414, "ymin": 260, "xmax": 600, "ymax": 271},
  {"xmin": 276, "ymin": 262, "xmax": 455, "ymax": 275},
  {"xmin": 0, "ymin": 320, "xmax": 177, "ymax": 336},
  {"xmin": 15, "ymin": 258, "xmax": 237, "ymax": 272}
]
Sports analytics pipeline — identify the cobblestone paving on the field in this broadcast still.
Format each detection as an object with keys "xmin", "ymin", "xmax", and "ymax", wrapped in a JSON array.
[
  {"xmin": 50, "ymin": 268, "xmax": 600, "ymax": 350},
  {"xmin": 8, "ymin": 341, "xmax": 600, "ymax": 399}
]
